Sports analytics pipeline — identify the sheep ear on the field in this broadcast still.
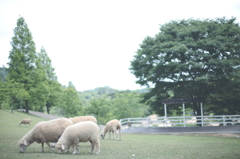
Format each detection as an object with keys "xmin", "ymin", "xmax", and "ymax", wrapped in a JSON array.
[
  {"xmin": 61, "ymin": 144, "xmax": 65, "ymax": 150},
  {"xmin": 23, "ymin": 140, "xmax": 28, "ymax": 146}
]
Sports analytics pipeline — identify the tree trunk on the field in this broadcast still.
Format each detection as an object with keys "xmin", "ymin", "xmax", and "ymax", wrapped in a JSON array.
[
  {"xmin": 46, "ymin": 100, "xmax": 50, "ymax": 114},
  {"xmin": 193, "ymin": 103, "xmax": 202, "ymax": 127},
  {"xmin": 25, "ymin": 100, "xmax": 29, "ymax": 113}
]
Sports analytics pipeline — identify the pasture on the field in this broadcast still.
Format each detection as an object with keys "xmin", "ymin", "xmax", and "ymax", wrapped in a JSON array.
[{"xmin": 0, "ymin": 110, "xmax": 240, "ymax": 159}]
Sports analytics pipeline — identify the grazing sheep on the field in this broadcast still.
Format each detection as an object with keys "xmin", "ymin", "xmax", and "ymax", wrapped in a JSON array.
[
  {"xmin": 18, "ymin": 118, "xmax": 73, "ymax": 153},
  {"xmin": 51, "ymin": 115, "xmax": 97, "ymax": 149},
  {"xmin": 55, "ymin": 121, "xmax": 100, "ymax": 155},
  {"xmin": 69, "ymin": 116, "xmax": 97, "ymax": 124},
  {"xmin": 101, "ymin": 119, "xmax": 122, "ymax": 141},
  {"xmin": 19, "ymin": 118, "xmax": 32, "ymax": 126}
]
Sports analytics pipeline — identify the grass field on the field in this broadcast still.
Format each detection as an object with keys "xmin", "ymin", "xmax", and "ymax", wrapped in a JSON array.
[{"xmin": 0, "ymin": 110, "xmax": 240, "ymax": 159}]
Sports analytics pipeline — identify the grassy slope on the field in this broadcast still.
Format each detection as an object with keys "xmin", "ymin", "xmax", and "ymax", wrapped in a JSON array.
[{"xmin": 0, "ymin": 110, "xmax": 240, "ymax": 159}]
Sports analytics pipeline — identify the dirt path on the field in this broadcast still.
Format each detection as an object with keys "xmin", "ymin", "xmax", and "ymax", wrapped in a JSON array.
[
  {"xmin": 18, "ymin": 109, "xmax": 106, "ymax": 130},
  {"xmin": 18, "ymin": 109, "xmax": 62, "ymax": 120}
]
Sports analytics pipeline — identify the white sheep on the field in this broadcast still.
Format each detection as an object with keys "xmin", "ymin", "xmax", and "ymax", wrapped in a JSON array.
[
  {"xmin": 51, "ymin": 116, "xmax": 97, "ymax": 149},
  {"xmin": 18, "ymin": 118, "xmax": 73, "ymax": 153},
  {"xmin": 18, "ymin": 118, "xmax": 32, "ymax": 126},
  {"xmin": 69, "ymin": 116, "xmax": 97, "ymax": 124},
  {"xmin": 55, "ymin": 121, "xmax": 100, "ymax": 155},
  {"xmin": 101, "ymin": 119, "xmax": 122, "ymax": 141}
]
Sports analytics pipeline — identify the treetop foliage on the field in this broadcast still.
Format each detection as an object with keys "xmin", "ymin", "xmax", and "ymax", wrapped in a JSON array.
[
  {"xmin": 130, "ymin": 17, "xmax": 240, "ymax": 115},
  {"xmin": 132, "ymin": 17, "xmax": 240, "ymax": 86}
]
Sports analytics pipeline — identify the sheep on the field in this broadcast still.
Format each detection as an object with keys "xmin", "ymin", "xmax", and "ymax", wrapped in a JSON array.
[
  {"xmin": 69, "ymin": 116, "xmax": 97, "ymax": 124},
  {"xmin": 55, "ymin": 121, "xmax": 100, "ymax": 155},
  {"xmin": 18, "ymin": 118, "xmax": 32, "ymax": 126},
  {"xmin": 51, "ymin": 116, "xmax": 97, "ymax": 149},
  {"xmin": 18, "ymin": 118, "xmax": 73, "ymax": 153},
  {"xmin": 101, "ymin": 119, "xmax": 122, "ymax": 141}
]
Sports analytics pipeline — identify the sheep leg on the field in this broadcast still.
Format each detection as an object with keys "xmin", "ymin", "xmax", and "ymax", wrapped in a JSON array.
[
  {"xmin": 66, "ymin": 147, "xmax": 70, "ymax": 153},
  {"xmin": 115, "ymin": 131, "xmax": 117, "ymax": 140},
  {"xmin": 40, "ymin": 143, "xmax": 44, "ymax": 152},
  {"xmin": 65, "ymin": 146, "xmax": 70, "ymax": 153},
  {"xmin": 73, "ymin": 143, "xmax": 80, "ymax": 154},
  {"xmin": 95, "ymin": 141, "xmax": 100, "ymax": 154},
  {"xmin": 116, "ymin": 129, "xmax": 121, "ymax": 140},
  {"xmin": 112, "ymin": 131, "xmax": 115, "ymax": 140},
  {"xmin": 72, "ymin": 140, "xmax": 79, "ymax": 154},
  {"xmin": 45, "ymin": 142, "xmax": 53, "ymax": 152},
  {"xmin": 119, "ymin": 130, "xmax": 122, "ymax": 141},
  {"xmin": 75, "ymin": 143, "xmax": 80, "ymax": 154},
  {"xmin": 72, "ymin": 144, "xmax": 77, "ymax": 154},
  {"xmin": 90, "ymin": 141, "xmax": 94, "ymax": 154}
]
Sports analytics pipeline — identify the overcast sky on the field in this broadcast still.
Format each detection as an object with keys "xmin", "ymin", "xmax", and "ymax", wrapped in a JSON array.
[{"xmin": 0, "ymin": 0, "xmax": 240, "ymax": 91}]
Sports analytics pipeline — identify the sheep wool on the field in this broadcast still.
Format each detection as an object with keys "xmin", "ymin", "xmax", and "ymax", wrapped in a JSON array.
[
  {"xmin": 101, "ymin": 119, "xmax": 122, "ymax": 141},
  {"xmin": 18, "ymin": 118, "xmax": 73, "ymax": 153},
  {"xmin": 55, "ymin": 121, "xmax": 100, "ymax": 155},
  {"xmin": 69, "ymin": 116, "xmax": 97, "ymax": 124},
  {"xmin": 18, "ymin": 118, "xmax": 31, "ymax": 126}
]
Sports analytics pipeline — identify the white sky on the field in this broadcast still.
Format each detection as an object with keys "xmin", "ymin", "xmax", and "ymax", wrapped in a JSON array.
[{"xmin": 0, "ymin": 0, "xmax": 240, "ymax": 91}]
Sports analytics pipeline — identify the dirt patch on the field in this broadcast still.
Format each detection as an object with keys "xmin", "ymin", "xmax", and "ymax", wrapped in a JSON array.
[{"xmin": 172, "ymin": 133, "xmax": 240, "ymax": 138}]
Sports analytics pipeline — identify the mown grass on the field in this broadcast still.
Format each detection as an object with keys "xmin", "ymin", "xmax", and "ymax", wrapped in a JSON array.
[{"xmin": 0, "ymin": 110, "xmax": 240, "ymax": 159}]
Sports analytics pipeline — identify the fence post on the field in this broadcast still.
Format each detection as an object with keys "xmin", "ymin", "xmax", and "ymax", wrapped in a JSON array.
[
  {"xmin": 164, "ymin": 104, "xmax": 167, "ymax": 127},
  {"xmin": 147, "ymin": 117, "xmax": 149, "ymax": 127},
  {"xmin": 127, "ymin": 118, "xmax": 130, "ymax": 128},
  {"xmin": 183, "ymin": 103, "xmax": 186, "ymax": 127},
  {"xmin": 201, "ymin": 102, "xmax": 203, "ymax": 127},
  {"xmin": 223, "ymin": 115, "xmax": 225, "ymax": 126}
]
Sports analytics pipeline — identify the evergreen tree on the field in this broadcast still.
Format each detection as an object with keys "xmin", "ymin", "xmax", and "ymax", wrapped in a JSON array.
[
  {"xmin": 7, "ymin": 16, "xmax": 37, "ymax": 113},
  {"xmin": 36, "ymin": 47, "xmax": 60, "ymax": 113},
  {"xmin": 0, "ymin": 66, "xmax": 8, "ymax": 108}
]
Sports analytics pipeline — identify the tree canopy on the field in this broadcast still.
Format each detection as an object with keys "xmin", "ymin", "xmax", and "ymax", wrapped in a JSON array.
[
  {"xmin": 1, "ymin": 16, "xmax": 150, "ymax": 121},
  {"xmin": 7, "ymin": 16, "xmax": 37, "ymax": 113},
  {"xmin": 130, "ymin": 17, "xmax": 240, "ymax": 116}
]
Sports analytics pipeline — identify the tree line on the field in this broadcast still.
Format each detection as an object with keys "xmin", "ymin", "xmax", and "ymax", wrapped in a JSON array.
[
  {"xmin": 1, "ymin": 16, "xmax": 240, "ymax": 125},
  {"xmin": 0, "ymin": 16, "xmax": 150, "ymax": 124}
]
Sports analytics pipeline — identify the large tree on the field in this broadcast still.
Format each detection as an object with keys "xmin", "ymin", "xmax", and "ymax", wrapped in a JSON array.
[
  {"xmin": 7, "ymin": 16, "xmax": 37, "ymax": 113},
  {"xmin": 130, "ymin": 17, "xmax": 240, "ymax": 116}
]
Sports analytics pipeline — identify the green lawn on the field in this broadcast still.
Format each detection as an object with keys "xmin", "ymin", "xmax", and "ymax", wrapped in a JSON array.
[{"xmin": 0, "ymin": 110, "xmax": 240, "ymax": 159}]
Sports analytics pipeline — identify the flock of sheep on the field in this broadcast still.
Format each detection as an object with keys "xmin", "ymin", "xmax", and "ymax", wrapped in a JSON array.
[{"xmin": 18, "ymin": 116, "xmax": 122, "ymax": 155}]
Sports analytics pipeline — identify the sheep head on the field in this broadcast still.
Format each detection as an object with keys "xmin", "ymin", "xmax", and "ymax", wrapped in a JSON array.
[
  {"xmin": 55, "ymin": 142, "xmax": 65, "ymax": 154},
  {"xmin": 18, "ymin": 139, "xmax": 28, "ymax": 153},
  {"xmin": 100, "ymin": 132, "xmax": 106, "ymax": 139}
]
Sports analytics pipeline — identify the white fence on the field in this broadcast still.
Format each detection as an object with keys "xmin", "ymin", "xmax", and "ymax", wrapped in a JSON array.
[{"xmin": 120, "ymin": 115, "xmax": 240, "ymax": 128}]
